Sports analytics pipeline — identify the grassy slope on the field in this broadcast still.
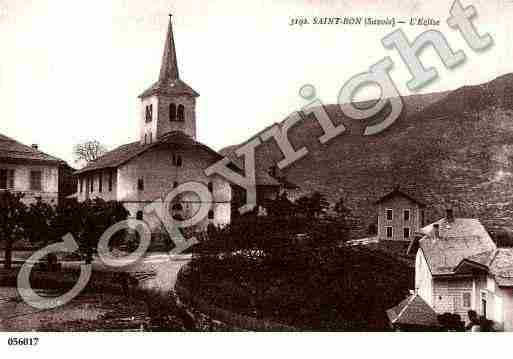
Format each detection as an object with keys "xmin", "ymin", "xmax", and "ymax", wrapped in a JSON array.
[{"xmin": 221, "ymin": 73, "xmax": 513, "ymax": 236}]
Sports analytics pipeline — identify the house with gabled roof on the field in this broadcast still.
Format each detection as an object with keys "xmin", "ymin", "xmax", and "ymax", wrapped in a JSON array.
[
  {"xmin": 74, "ymin": 16, "xmax": 280, "ymax": 235},
  {"xmin": 387, "ymin": 293, "xmax": 441, "ymax": 331},
  {"xmin": 414, "ymin": 209, "xmax": 513, "ymax": 331},
  {"xmin": 0, "ymin": 133, "xmax": 74, "ymax": 204},
  {"xmin": 375, "ymin": 186, "xmax": 426, "ymax": 242}
]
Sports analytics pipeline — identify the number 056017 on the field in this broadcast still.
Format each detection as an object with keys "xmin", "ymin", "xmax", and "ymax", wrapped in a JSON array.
[{"xmin": 7, "ymin": 337, "xmax": 39, "ymax": 346}]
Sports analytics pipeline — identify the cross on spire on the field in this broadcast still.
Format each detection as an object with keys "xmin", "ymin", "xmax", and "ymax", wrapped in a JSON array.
[{"xmin": 159, "ymin": 14, "xmax": 179, "ymax": 81}]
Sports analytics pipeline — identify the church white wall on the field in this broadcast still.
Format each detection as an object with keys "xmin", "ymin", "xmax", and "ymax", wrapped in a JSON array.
[
  {"xmin": 76, "ymin": 169, "xmax": 118, "ymax": 202},
  {"xmin": 117, "ymin": 146, "xmax": 231, "ymax": 230}
]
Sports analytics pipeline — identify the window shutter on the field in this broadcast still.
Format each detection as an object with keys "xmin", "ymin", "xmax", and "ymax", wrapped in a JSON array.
[
  {"xmin": 8, "ymin": 170, "xmax": 14, "ymax": 188},
  {"xmin": 30, "ymin": 171, "xmax": 42, "ymax": 191},
  {"xmin": 0, "ymin": 169, "xmax": 7, "ymax": 189}
]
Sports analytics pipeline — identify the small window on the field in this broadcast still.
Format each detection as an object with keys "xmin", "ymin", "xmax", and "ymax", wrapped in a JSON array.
[
  {"xmin": 463, "ymin": 292, "xmax": 472, "ymax": 308},
  {"xmin": 386, "ymin": 209, "xmax": 393, "ymax": 221},
  {"xmin": 0, "ymin": 169, "xmax": 7, "ymax": 189},
  {"xmin": 99, "ymin": 173, "xmax": 103, "ymax": 193},
  {"xmin": 208, "ymin": 182, "xmax": 213, "ymax": 193},
  {"xmin": 172, "ymin": 203, "xmax": 183, "ymax": 211},
  {"xmin": 137, "ymin": 178, "xmax": 144, "ymax": 191},
  {"xmin": 173, "ymin": 181, "xmax": 178, "ymax": 188},
  {"xmin": 149, "ymin": 132, "xmax": 153, "ymax": 144},
  {"xmin": 108, "ymin": 172, "xmax": 113, "ymax": 192},
  {"xmin": 30, "ymin": 171, "xmax": 42, "ymax": 191},
  {"xmin": 386, "ymin": 226, "xmax": 393, "ymax": 238},
  {"xmin": 80, "ymin": 178, "xmax": 83, "ymax": 193},
  {"xmin": 403, "ymin": 227, "xmax": 410, "ymax": 239},
  {"xmin": 177, "ymin": 104, "xmax": 185, "ymax": 121},
  {"xmin": 169, "ymin": 103, "xmax": 177, "ymax": 121},
  {"xmin": 90, "ymin": 175, "xmax": 94, "ymax": 192},
  {"xmin": 172, "ymin": 154, "xmax": 182, "ymax": 167},
  {"xmin": 0, "ymin": 169, "xmax": 15, "ymax": 189},
  {"xmin": 208, "ymin": 209, "xmax": 214, "ymax": 220},
  {"xmin": 136, "ymin": 211, "xmax": 143, "ymax": 220},
  {"xmin": 404, "ymin": 209, "xmax": 410, "ymax": 221},
  {"xmin": 145, "ymin": 104, "xmax": 153, "ymax": 123}
]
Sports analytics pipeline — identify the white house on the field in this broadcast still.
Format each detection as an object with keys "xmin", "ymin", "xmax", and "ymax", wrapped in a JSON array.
[
  {"xmin": 0, "ymin": 133, "xmax": 71, "ymax": 205},
  {"xmin": 414, "ymin": 209, "xmax": 513, "ymax": 331}
]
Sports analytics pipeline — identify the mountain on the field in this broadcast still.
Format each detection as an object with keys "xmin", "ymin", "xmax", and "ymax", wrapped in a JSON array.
[{"xmin": 221, "ymin": 73, "xmax": 513, "ymax": 236}]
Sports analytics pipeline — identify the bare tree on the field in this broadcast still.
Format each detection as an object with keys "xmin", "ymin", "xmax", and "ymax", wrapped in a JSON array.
[{"xmin": 73, "ymin": 140, "xmax": 107, "ymax": 164}]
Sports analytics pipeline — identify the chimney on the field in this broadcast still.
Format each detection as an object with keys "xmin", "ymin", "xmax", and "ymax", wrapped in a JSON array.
[
  {"xmin": 433, "ymin": 223, "xmax": 440, "ymax": 239},
  {"xmin": 446, "ymin": 208, "xmax": 454, "ymax": 223},
  {"xmin": 31, "ymin": 144, "xmax": 39, "ymax": 151}
]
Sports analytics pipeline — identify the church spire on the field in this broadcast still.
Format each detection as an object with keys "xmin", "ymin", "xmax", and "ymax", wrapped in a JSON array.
[{"xmin": 159, "ymin": 14, "xmax": 179, "ymax": 81}]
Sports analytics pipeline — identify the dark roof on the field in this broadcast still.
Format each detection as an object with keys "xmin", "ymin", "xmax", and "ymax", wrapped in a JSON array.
[
  {"xmin": 375, "ymin": 187, "xmax": 425, "ymax": 206},
  {"xmin": 0, "ymin": 133, "xmax": 64, "ymax": 165},
  {"xmin": 76, "ymin": 131, "xmax": 223, "ymax": 175},
  {"xmin": 488, "ymin": 248, "xmax": 513, "ymax": 286},
  {"xmin": 419, "ymin": 218, "xmax": 496, "ymax": 275},
  {"xmin": 219, "ymin": 134, "xmax": 282, "ymax": 187},
  {"xmin": 387, "ymin": 294, "xmax": 440, "ymax": 328},
  {"xmin": 139, "ymin": 78, "xmax": 199, "ymax": 98}
]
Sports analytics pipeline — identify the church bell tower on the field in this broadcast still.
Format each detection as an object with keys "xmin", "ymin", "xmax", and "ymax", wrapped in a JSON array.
[{"xmin": 138, "ymin": 15, "xmax": 199, "ymax": 145}]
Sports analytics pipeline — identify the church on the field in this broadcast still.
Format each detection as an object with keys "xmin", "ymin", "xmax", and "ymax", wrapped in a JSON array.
[{"xmin": 74, "ymin": 16, "xmax": 281, "ymax": 237}]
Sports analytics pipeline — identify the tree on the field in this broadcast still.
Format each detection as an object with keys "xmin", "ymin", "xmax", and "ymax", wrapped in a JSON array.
[
  {"xmin": 296, "ymin": 192, "xmax": 330, "ymax": 218},
  {"xmin": 73, "ymin": 140, "xmax": 107, "ymax": 164},
  {"xmin": 80, "ymin": 199, "xmax": 129, "ymax": 264},
  {"xmin": 333, "ymin": 197, "xmax": 358, "ymax": 230},
  {"xmin": 23, "ymin": 199, "xmax": 59, "ymax": 269},
  {"xmin": 265, "ymin": 193, "xmax": 296, "ymax": 218},
  {"xmin": 0, "ymin": 191, "xmax": 27, "ymax": 269}
]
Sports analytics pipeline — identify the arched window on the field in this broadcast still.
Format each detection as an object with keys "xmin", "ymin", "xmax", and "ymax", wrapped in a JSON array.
[
  {"xmin": 177, "ymin": 105, "xmax": 185, "ymax": 122},
  {"xmin": 208, "ymin": 209, "xmax": 214, "ymax": 220},
  {"xmin": 207, "ymin": 182, "xmax": 213, "ymax": 193},
  {"xmin": 149, "ymin": 132, "xmax": 152, "ymax": 144},
  {"xmin": 173, "ymin": 154, "xmax": 183, "ymax": 167},
  {"xmin": 145, "ymin": 105, "xmax": 153, "ymax": 123},
  {"xmin": 136, "ymin": 211, "xmax": 143, "ymax": 220},
  {"xmin": 169, "ymin": 103, "xmax": 177, "ymax": 121}
]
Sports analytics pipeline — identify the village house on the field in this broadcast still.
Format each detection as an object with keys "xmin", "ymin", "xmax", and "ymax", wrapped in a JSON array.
[
  {"xmin": 74, "ymin": 16, "xmax": 280, "ymax": 235},
  {"xmin": 413, "ymin": 209, "xmax": 513, "ymax": 331},
  {"xmin": 0, "ymin": 133, "xmax": 75, "ymax": 205},
  {"xmin": 387, "ymin": 292, "xmax": 441, "ymax": 331},
  {"xmin": 375, "ymin": 186, "xmax": 426, "ymax": 241}
]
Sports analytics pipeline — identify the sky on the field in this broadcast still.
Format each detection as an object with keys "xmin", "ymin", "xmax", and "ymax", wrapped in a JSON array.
[{"xmin": 1, "ymin": 0, "xmax": 513, "ymax": 166}]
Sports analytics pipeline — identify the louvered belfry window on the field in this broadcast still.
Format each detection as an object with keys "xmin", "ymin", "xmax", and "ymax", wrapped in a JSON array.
[
  {"xmin": 177, "ymin": 104, "xmax": 185, "ymax": 121},
  {"xmin": 170, "ymin": 103, "xmax": 177, "ymax": 121},
  {"xmin": 145, "ymin": 104, "xmax": 153, "ymax": 123}
]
